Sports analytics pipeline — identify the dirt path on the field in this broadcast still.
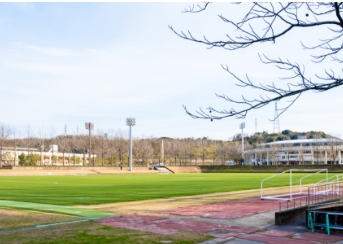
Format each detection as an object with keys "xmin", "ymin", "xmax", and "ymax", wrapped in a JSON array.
[{"xmin": 79, "ymin": 185, "xmax": 307, "ymax": 214}]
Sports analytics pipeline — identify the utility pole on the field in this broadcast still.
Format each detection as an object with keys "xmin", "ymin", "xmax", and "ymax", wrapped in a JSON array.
[
  {"xmin": 126, "ymin": 118, "xmax": 136, "ymax": 171},
  {"xmin": 240, "ymin": 122, "xmax": 245, "ymax": 165},
  {"xmin": 255, "ymin": 119, "xmax": 257, "ymax": 134},
  {"xmin": 161, "ymin": 139, "xmax": 164, "ymax": 163},
  {"xmin": 85, "ymin": 122, "xmax": 94, "ymax": 165}
]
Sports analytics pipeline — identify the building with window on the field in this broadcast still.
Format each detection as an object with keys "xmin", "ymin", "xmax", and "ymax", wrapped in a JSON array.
[
  {"xmin": 1, "ymin": 145, "xmax": 94, "ymax": 166},
  {"xmin": 244, "ymin": 138, "xmax": 343, "ymax": 165}
]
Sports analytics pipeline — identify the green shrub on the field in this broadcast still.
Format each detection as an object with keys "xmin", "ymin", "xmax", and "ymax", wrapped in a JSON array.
[{"xmin": 18, "ymin": 153, "xmax": 27, "ymax": 166}]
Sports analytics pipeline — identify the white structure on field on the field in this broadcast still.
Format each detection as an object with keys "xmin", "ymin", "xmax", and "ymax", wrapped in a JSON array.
[{"xmin": 244, "ymin": 138, "xmax": 343, "ymax": 165}]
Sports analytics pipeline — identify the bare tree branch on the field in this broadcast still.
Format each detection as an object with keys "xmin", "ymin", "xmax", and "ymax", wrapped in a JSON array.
[
  {"xmin": 182, "ymin": 2, "xmax": 211, "ymax": 13},
  {"xmin": 171, "ymin": 2, "xmax": 343, "ymax": 121}
]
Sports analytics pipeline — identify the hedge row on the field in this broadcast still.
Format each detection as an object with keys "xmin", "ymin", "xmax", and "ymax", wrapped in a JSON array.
[{"xmin": 199, "ymin": 165, "xmax": 343, "ymax": 173}]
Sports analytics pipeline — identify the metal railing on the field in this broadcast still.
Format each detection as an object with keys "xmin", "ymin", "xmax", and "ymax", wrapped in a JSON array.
[
  {"xmin": 278, "ymin": 196, "xmax": 308, "ymax": 211},
  {"xmin": 277, "ymin": 180, "xmax": 343, "ymax": 211},
  {"xmin": 307, "ymin": 181, "xmax": 343, "ymax": 207}
]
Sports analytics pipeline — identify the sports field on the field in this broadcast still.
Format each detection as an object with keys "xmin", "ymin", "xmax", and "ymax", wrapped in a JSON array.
[{"xmin": 0, "ymin": 173, "xmax": 331, "ymax": 205}]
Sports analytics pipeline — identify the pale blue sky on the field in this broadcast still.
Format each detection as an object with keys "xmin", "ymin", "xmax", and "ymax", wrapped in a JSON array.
[{"xmin": 1, "ymin": 2, "xmax": 342, "ymax": 139}]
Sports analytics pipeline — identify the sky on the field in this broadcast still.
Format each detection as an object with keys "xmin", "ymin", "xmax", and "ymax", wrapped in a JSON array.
[{"xmin": 0, "ymin": 2, "xmax": 342, "ymax": 140}]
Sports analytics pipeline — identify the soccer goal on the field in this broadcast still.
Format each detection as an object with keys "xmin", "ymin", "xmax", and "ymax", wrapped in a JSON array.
[
  {"xmin": 315, "ymin": 174, "xmax": 343, "ymax": 185},
  {"xmin": 260, "ymin": 169, "xmax": 328, "ymax": 201}
]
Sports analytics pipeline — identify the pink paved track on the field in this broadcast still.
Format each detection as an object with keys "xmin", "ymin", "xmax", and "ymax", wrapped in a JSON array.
[
  {"xmin": 95, "ymin": 197, "xmax": 343, "ymax": 243},
  {"xmin": 96, "ymin": 215, "xmax": 258, "ymax": 236},
  {"xmin": 97, "ymin": 215, "xmax": 343, "ymax": 243},
  {"xmin": 156, "ymin": 197, "xmax": 279, "ymax": 219}
]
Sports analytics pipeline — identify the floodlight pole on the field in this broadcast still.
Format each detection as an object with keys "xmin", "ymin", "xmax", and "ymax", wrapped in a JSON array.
[
  {"xmin": 85, "ymin": 122, "xmax": 94, "ymax": 166},
  {"xmin": 126, "ymin": 118, "xmax": 136, "ymax": 171},
  {"xmin": 129, "ymin": 126, "xmax": 132, "ymax": 171},
  {"xmin": 240, "ymin": 122, "xmax": 245, "ymax": 165}
]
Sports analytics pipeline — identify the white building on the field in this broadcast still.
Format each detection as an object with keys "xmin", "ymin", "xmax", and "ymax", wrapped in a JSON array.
[
  {"xmin": 244, "ymin": 138, "xmax": 343, "ymax": 165},
  {"xmin": 1, "ymin": 145, "xmax": 94, "ymax": 166}
]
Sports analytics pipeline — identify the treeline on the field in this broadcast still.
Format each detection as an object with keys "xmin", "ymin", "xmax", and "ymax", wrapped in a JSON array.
[
  {"xmin": 0, "ymin": 124, "xmax": 245, "ymax": 166},
  {"xmin": 0, "ymin": 123, "xmax": 333, "ymax": 167}
]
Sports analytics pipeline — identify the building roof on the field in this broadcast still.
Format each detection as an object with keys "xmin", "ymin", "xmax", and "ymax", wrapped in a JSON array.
[{"xmin": 261, "ymin": 138, "xmax": 343, "ymax": 146}]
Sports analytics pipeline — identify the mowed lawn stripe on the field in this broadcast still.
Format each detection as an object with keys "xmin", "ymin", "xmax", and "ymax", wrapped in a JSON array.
[
  {"xmin": 0, "ymin": 173, "xmax": 330, "ymax": 205},
  {"xmin": 0, "ymin": 200, "xmax": 115, "ymax": 219}
]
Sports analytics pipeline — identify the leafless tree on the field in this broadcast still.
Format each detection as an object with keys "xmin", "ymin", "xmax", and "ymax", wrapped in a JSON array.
[
  {"xmin": 148, "ymin": 138, "xmax": 162, "ymax": 162},
  {"xmin": 133, "ymin": 138, "xmax": 154, "ymax": 166},
  {"xmin": 211, "ymin": 140, "xmax": 219, "ymax": 165},
  {"xmin": 25, "ymin": 125, "xmax": 35, "ymax": 157},
  {"xmin": 114, "ymin": 130, "xmax": 128, "ymax": 167},
  {"xmin": 228, "ymin": 141, "xmax": 242, "ymax": 164},
  {"xmin": 106, "ymin": 129, "xmax": 116, "ymax": 165},
  {"xmin": 196, "ymin": 138, "xmax": 208, "ymax": 165},
  {"xmin": 269, "ymin": 142, "xmax": 281, "ymax": 165},
  {"xmin": 69, "ymin": 135, "xmax": 87, "ymax": 166},
  {"xmin": 56, "ymin": 135, "xmax": 70, "ymax": 166},
  {"xmin": 298, "ymin": 143, "xmax": 306, "ymax": 165},
  {"xmin": 0, "ymin": 123, "xmax": 12, "ymax": 167},
  {"xmin": 244, "ymin": 141, "xmax": 252, "ymax": 165},
  {"xmin": 218, "ymin": 142, "xmax": 231, "ymax": 164},
  {"xmin": 36, "ymin": 127, "xmax": 46, "ymax": 166},
  {"xmin": 48, "ymin": 126, "xmax": 57, "ymax": 164},
  {"xmin": 95, "ymin": 130, "xmax": 109, "ymax": 166},
  {"xmin": 312, "ymin": 137, "xmax": 323, "ymax": 164},
  {"xmin": 283, "ymin": 142, "xmax": 295, "ymax": 165},
  {"xmin": 11, "ymin": 129, "xmax": 21, "ymax": 166},
  {"xmin": 169, "ymin": 139, "xmax": 181, "ymax": 166},
  {"xmin": 163, "ymin": 139, "xmax": 176, "ymax": 165},
  {"xmin": 178, "ymin": 139, "xmax": 192, "ymax": 165},
  {"xmin": 328, "ymin": 135, "xmax": 342, "ymax": 164},
  {"xmin": 256, "ymin": 143, "xmax": 265, "ymax": 165},
  {"xmin": 171, "ymin": 3, "xmax": 343, "ymax": 120}
]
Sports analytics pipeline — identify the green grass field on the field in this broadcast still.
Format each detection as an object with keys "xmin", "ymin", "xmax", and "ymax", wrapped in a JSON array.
[{"xmin": 0, "ymin": 173, "xmax": 332, "ymax": 206}]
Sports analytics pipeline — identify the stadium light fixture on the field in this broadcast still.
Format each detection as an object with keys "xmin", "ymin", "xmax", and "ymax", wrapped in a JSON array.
[
  {"xmin": 85, "ymin": 122, "xmax": 94, "ymax": 165},
  {"xmin": 126, "ymin": 118, "xmax": 136, "ymax": 171}
]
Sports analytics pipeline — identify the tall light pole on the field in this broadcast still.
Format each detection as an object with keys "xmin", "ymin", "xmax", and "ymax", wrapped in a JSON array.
[
  {"xmin": 126, "ymin": 118, "xmax": 136, "ymax": 171},
  {"xmin": 85, "ymin": 122, "xmax": 94, "ymax": 165},
  {"xmin": 240, "ymin": 122, "xmax": 245, "ymax": 165}
]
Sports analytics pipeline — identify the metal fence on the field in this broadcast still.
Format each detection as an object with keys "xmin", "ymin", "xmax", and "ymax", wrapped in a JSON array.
[
  {"xmin": 307, "ymin": 181, "xmax": 343, "ymax": 207},
  {"xmin": 278, "ymin": 195, "xmax": 308, "ymax": 211},
  {"xmin": 277, "ymin": 181, "xmax": 343, "ymax": 211}
]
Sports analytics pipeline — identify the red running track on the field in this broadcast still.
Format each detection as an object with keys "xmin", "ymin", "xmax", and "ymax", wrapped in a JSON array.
[
  {"xmin": 95, "ymin": 197, "xmax": 343, "ymax": 243},
  {"xmin": 156, "ymin": 197, "xmax": 279, "ymax": 219}
]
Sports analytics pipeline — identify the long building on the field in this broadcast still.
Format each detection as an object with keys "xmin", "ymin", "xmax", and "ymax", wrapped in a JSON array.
[
  {"xmin": 244, "ymin": 138, "xmax": 343, "ymax": 165},
  {"xmin": 1, "ymin": 145, "xmax": 93, "ymax": 166}
]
